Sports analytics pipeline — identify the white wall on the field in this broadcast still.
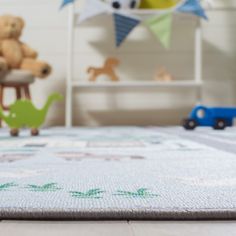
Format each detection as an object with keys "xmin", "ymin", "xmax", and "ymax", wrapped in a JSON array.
[{"xmin": 1, "ymin": 0, "xmax": 236, "ymax": 126}]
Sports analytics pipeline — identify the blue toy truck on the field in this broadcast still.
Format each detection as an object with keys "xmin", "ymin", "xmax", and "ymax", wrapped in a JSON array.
[{"xmin": 183, "ymin": 105, "xmax": 236, "ymax": 130}]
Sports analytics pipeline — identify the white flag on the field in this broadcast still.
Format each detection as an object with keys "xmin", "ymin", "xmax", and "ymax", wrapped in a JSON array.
[{"xmin": 78, "ymin": 0, "xmax": 111, "ymax": 24}]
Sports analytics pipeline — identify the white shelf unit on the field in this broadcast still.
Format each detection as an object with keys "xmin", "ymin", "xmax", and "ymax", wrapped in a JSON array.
[
  {"xmin": 66, "ymin": 4, "xmax": 203, "ymax": 127},
  {"xmin": 72, "ymin": 80, "xmax": 203, "ymax": 88}
]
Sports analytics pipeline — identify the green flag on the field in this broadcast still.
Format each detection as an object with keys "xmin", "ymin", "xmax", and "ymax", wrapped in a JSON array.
[{"xmin": 145, "ymin": 14, "xmax": 172, "ymax": 49}]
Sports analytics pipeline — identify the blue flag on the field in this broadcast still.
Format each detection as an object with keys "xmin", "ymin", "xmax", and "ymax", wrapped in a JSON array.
[
  {"xmin": 113, "ymin": 13, "xmax": 140, "ymax": 47},
  {"xmin": 61, "ymin": 0, "xmax": 74, "ymax": 9},
  {"xmin": 178, "ymin": 0, "xmax": 208, "ymax": 20}
]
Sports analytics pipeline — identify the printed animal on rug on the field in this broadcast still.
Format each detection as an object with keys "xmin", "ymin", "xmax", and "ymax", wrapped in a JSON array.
[
  {"xmin": 56, "ymin": 152, "xmax": 145, "ymax": 161},
  {"xmin": 0, "ymin": 154, "xmax": 33, "ymax": 163},
  {"xmin": 87, "ymin": 58, "xmax": 120, "ymax": 82},
  {"xmin": 0, "ymin": 169, "xmax": 49, "ymax": 178},
  {"xmin": 0, "ymin": 93, "xmax": 63, "ymax": 136}
]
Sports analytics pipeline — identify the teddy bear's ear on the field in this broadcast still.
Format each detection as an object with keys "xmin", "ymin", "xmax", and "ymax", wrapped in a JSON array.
[{"xmin": 17, "ymin": 17, "xmax": 25, "ymax": 28}]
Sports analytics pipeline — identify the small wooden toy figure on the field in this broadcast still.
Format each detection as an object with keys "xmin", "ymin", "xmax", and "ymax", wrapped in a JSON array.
[
  {"xmin": 0, "ymin": 93, "xmax": 63, "ymax": 136},
  {"xmin": 87, "ymin": 58, "xmax": 120, "ymax": 82},
  {"xmin": 155, "ymin": 67, "xmax": 174, "ymax": 82}
]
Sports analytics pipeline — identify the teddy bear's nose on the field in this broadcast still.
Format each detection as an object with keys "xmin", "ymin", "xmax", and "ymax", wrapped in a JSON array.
[{"xmin": 11, "ymin": 23, "xmax": 16, "ymax": 28}]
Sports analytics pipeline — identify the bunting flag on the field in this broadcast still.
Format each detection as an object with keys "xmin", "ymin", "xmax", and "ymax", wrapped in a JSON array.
[
  {"xmin": 60, "ymin": 0, "xmax": 208, "ymax": 48},
  {"xmin": 203, "ymin": 0, "xmax": 214, "ymax": 7},
  {"xmin": 60, "ymin": 0, "xmax": 75, "ymax": 9},
  {"xmin": 145, "ymin": 14, "xmax": 172, "ymax": 49},
  {"xmin": 113, "ymin": 13, "xmax": 140, "ymax": 47},
  {"xmin": 78, "ymin": 0, "xmax": 111, "ymax": 23},
  {"xmin": 177, "ymin": 0, "xmax": 208, "ymax": 20}
]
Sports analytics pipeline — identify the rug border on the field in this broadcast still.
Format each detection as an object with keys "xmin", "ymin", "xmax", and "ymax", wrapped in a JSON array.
[{"xmin": 1, "ymin": 208, "xmax": 236, "ymax": 220}]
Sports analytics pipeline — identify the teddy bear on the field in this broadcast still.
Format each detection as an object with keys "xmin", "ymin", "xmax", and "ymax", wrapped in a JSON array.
[{"xmin": 0, "ymin": 15, "xmax": 51, "ymax": 78}]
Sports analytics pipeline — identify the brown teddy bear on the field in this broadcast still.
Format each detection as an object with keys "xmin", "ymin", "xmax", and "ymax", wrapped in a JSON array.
[{"xmin": 0, "ymin": 15, "xmax": 51, "ymax": 78}]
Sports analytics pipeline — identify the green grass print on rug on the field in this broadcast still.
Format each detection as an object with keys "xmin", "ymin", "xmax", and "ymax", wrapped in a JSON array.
[
  {"xmin": 0, "ymin": 183, "xmax": 18, "ymax": 191},
  {"xmin": 70, "ymin": 189, "xmax": 105, "ymax": 199},
  {"xmin": 113, "ymin": 188, "xmax": 158, "ymax": 198},
  {"xmin": 25, "ymin": 183, "xmax": 61, "ymax": 192}
]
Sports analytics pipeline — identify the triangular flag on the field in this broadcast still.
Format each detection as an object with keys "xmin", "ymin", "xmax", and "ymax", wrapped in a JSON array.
[
  {"xmin": 178, "ymin": 0, "xmax": 208, "ymax": 20},
  {"xmin": 78, "ymin": 0, "xmax": 111, "ymax": 23},
  {"xmin": 145, "ymin": 14, "xmax": 172, "ymax": 49},
  {"xmin": 202, "ymin": 0, "xmax": 214, "ymax": 8},
  {"xmin": 113, "ymin": 13, "xmax": 140, "ymax": 47},
  {"xmin": 61, "ymin": 0, "xmax": 74, "ymax": 9}
]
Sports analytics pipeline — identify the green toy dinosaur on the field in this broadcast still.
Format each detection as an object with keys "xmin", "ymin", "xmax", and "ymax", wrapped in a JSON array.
[{"xmin": 0, "ymin": 93, "xmax": 63, "ymax": 136}]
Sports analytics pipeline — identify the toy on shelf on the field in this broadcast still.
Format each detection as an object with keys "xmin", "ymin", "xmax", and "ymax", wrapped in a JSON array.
[
  {"xmin": 183, "ymin": 105, "xmax": 236, "ymax": 130},
  {"xmin": 139, "ymin": 0, "xmax": 182, "ymax": 9},
  {"xmin": 154, "ymin": 67, "xmax": 174, "ymax": 82},
  {"xmin": 105, "ymin": 0, "xmax": 141, "ymax": 9},
  {"xmin": 0, "ymin": 15, "xmax": 51, "ymax": 78},
  {"xmin": 87, "ymin": 57, "xmax": 120, "ymax": 82},
  {"xmin": 0, "ymin": 93, "xmax": 63, "ymax": 136}
]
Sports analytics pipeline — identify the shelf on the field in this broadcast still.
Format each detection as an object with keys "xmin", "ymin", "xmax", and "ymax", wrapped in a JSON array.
[
  {"xmin": 76, "ymin": 9, "xmax": 179, "ymax": 16},
  {"xmin": 75, "ymin": 9, "xmax": 191, "ymax": 20},
  {"xmin": 74, "ymin": 5, "xmax": 227, "ymax": 19},
  {"xmin": 71, "ymin": 80, "xmax": 203, "ymax": 88},
  {"xmin": 75, "ymin": 5, "xmax": 232, "ymax": 18},
  {"xmin": 66, "ymin": 2, "xmax": 205, "ymax": 127}
]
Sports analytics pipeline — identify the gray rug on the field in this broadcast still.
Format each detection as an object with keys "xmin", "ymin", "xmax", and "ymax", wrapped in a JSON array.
[{"xmin": 0, "ymin": 127, "xmax": 236, "ymax": 220}]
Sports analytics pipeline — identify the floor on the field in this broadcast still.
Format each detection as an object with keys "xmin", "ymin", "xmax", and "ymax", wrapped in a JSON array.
[{"xmin": 0, "ymin": 221, "xmax": 236, "ymax": 236}]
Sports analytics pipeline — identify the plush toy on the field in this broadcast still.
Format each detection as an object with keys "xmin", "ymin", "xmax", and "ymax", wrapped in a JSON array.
[
  {"xmin": 105, "ymin": 0, "xmax": 141, "ymax": 9},
  {"xmin": 0, "ymin": 15, "xmax": 51, "ymax": 78},
  {"xmin": 139, "ymin": 0, "xmax": 182, "ymax": 9}
]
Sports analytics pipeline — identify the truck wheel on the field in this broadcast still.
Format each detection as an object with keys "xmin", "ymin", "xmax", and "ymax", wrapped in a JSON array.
[
  {"xmin": 214, "ymin": 119, "xmax": 226, "ymax": 130},
  {"xmin": 183, "ymin": 119, "xmax": 197, "ymax": 130},
  {"xmin": 10, "ymin": 128, "xmax": 19, "ymax": 137}
]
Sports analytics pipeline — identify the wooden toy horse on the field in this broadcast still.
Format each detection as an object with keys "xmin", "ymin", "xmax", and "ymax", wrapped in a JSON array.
[
  {"xmin": 87, "ymin": 58, "xmax": 120, "ymax": 82},
  {"xmin": 155, "ymin": 67, "xmax": 174, "ymax": 81}
]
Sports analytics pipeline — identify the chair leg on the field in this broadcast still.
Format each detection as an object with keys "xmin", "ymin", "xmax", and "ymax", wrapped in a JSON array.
[
  {"xmin": 23, "ymin": 85, "xmax": 31, "ymax": 100},
  {"xmin": 0, "ymin": 85, "xmax": 3, "ymax": 108},
  {"xmin": 16, "ymin": 86, "xmax": 22, "ymax": 100},
  {"xmin": 0, "ymin": 85, "xmax": 3, "ymax": 128}
]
